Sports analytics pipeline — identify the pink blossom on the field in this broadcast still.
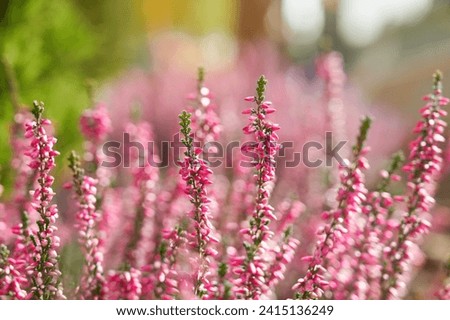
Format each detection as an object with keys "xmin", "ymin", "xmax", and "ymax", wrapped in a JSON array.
[
  {"xmin": 232, "ymin": 76, "xmax": 281, "ymax": 299},
  {"xmin": 122, "ymin": 121, "xmax": 159, "ymax": 268},
  {"xmin": 188, "ymin": 68, "xmax": 222, "ymax": 147},
  {"xmin": 68, "ymin": 152, "xmax": 106, "ymax": 299},
  {"xmin": 105, "ymin": 268, "xmax": 142, "ymax": 300},
  {"xmin": 293, "ymin": 117, "xmax": 371, "ymax": 300},
  {"xmin": 79, "ymin": 102, "xmax": 111, "ymax": 142},
  {"xmin": 178, "ymin": 110, "xmax": 218, "ymax": 299},
  {"xmin": 79, "ymin": 102, "xmax": 113, "ymax": 188},
  {"xmin": 345, "ymin": 153, "xmax": 404, "ymax": 299},
  {"xmin": 0, "ymin": 245, "xmax": 28, "ymax": 299},
  {"xmin": 146, "ymin": 227, "xmax": 187, "ymax": 299},
  {"xmin": 10, "ymin": 110, "xmax": 34, "ymax": 219},
  {"xmin": 25, "ymin": 101, "xmax": 64, "ymax": 300},
  {"xmin": 316, "ymin": 51, "xmax": 348, "ymax": 165},
  {"xmin": 380, "ymin": 71, "xmax": 449, "ymax": 299}
]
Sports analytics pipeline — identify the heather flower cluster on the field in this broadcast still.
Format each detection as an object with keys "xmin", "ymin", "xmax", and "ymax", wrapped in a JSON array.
[
  {"xmin": 0, "ymin": 60, "xmax": 449, "ymax": 301},
  {"xmin": 67, "ymin": 152, "xmax": 105, "ymax": 299},
  {"xmin": 25, "ymin": 101, "xmax": 64, "ymax": 299},
  {"xmin": 178, "ymin": 110, "xmax": 218, "ymax": 299},
  {"xmin": 0, "ymin": 244, "xmax": 27, "ymax": 299},
  {"xmin": 292, "ymin": 117, "xmax": 371, "ymax": 299},
  {"xmin": 380, "ymin": 71, "xmax": 449, "ymax": 299},
  {"xmin": 232, "ymin": 76, "xmax": 281, "ymax": 299}
]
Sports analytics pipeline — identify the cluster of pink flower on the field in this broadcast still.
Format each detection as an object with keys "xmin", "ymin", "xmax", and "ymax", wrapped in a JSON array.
[
  {"xmin": 67, "ymin": 152, "xmax": 105, "ymax": 299},
  {"xmin": 24, "ymin": 102, "xmax": 65, "ymax": 300},
  {"xmin": 0, "ymin": 60, "xmax": 449, "ymax": 300}
]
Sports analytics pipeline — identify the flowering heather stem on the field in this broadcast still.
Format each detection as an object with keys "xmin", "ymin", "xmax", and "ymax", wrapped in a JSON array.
[
  {"xmin": 25, "ymin": 101, "xmax": 64, "ymax": 299},
  {"xmin": 179, "ymin": 111, "xmax": 218, "ymax": 299},
  {"xmin": 188, "ymin": 67, "xmax": 221, "ymax": 146},
  {"xmin": 150, "ymin": 226, "xmax": 186, "ymax": 299},
  {"xmin": 10, "ymin": 111, "xmax": 35, "ymax": 215},
  {"xmin": 105, "ymin": 268, "xmax": 142, "ymax": 300},
  {"xmin": 381, "ymin": 71, "xmax": 449, "ymax": 299},
  {"xmin": 265, "ymin": 200, "xmax": 303, "ymax": 293},
  {"xmin": 293, "ymin": 117, "xmax": 371, "ymax": 300},
  {"xmin": 317, "ymin": 51, "xmax": 348, "ymax": 182},
  {"xmin": 128, "ymin": 166, "xmax": 159, "ymax": 268},
  {"xmin": 122, "ymin": 121, "xmax": 159, "ymax": 268},
  {"xmin": 9, "ymin": 208, "xmax": 34, "ymax": 297},
  {"xmin": 0, "ymin": 244, "xmax": 27, "ymax": 299},
  {"xmin": 234, "ymin": 76, "xmax": 281, "ymax": 299},
  {"xmin": 345, "ymin": 152, "xmax": 404, "ymax": 299},
  {"xmin": 79, "ymin": 102, "xmax": 112, "ymax": 185},
  {"xmin": 68, "ymin": 151, "xmax": 105, "ymax": 299},
  {"xmin": 266, "ymin": 227, "xmax": 300, "ymax": 290}
]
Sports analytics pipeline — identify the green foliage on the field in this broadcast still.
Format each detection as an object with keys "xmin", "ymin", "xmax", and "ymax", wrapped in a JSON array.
[
  {"xmin": 353, "ymin": 116, "xmax": 372, "ymax": 156},
  {"xmin": 179, "ymin": 110, "xmax": 193, "ymax": 148},
  {"xmin": 31, "ymin": 100, "xmax": 44, "ymax": 122},
  {"xmin": 0, "ymin": 0, "xmax": 141, "ymax": 189},
  {"xmin": 255, "ymin": 75, "xmax": 267, "ymax": 104},
  {"xmin": 0, "ymin": 0, "xmax": 97, "ymax": 187}
]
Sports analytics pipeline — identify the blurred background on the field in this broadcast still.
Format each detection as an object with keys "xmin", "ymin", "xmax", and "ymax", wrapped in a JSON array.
[
  {"xmin": 0, "ymin": 0, "xmax": 450, "ymax": 298},
  {"xmin": 1, "ymin": 0, "xmax": 450, "ymax": 159},
  {"xmin": 1, "ymin": 0, "xmax": 450, "ymax": 165}
]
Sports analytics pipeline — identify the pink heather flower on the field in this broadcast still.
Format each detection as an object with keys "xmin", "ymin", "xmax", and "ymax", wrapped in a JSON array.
[
  {"xmin": 97, "ymin": 188, "xmax": 123, "ymax": 268},
  {"xmin": 218, "ymin": 149, "xmax": 255, "ymax": 257},
  {"xmin": 344, "ymin": 153, "xmax": 404, "ymax": 299},
  {"xmin": 266, "ymin": 232, "xmax": 300, "ymax": 291},
  {"xmin": 8, "ymin": 205, "xmax": 35, "ymax": 299},
  {"xmin": 316, "ymin": 51, "xmax": 348, "ymax": 163},
  {"xmin": 123, "ymin": 121, "xmax": 159, "ymax": 268},
  {"xmin": 10, "ymin": 110, "xmax": 34, "ymax": 215},
  {"xmin": 293, "ymin": 117, "xmax": 371, "ymax": 300},
  {"xmin": 5, "ymin": 111, "xmax": 36, "ymax": 286},
  {"xmin": 79, "ymin": 102, "xmax": 112, "ymax": 142},
  {"xmin": 233, "ymin": 76, "xmax": 281, "ymax": 299},
  {"xmin": 140, "ymin": 176, "xmax": 190, "ymax": 299},
  {"xmin": 1, "ymin": 110, "xmax": 34, "ymax": 248},
  {"xmin": 0, "ymin": 245, "xmax": 28, "ymax": 299},
  {"xmin": 129, "ymin": 163, "xmax": 159, "ymax": 267},
  {"xmin": 68, "ymin": 152, "xmax": 106, "ymax": 299},
  {"xmin": 188, "ymin": 67, "xmax": 222, "ymax": 146},
  {"xmin": 265, "ymin": 200, "xmax": 304, "ymax": 295},
  {"xmin": 105, "ymin": 268, "xmax": 142, "ymax": 300},
  {"xmin": 381, "ymin": 71, "xmax": 448, "ymax": 299},
  {"xmin": 178, "ymin": 110, "xmax": 219, "ymax": 299},
  {"xmin": 275, "ymin": 200, "xmax": 305, "ymax": 235},
  {"xmin": 152, "ymin": 175, "xmax": 186, "ymax": 253},
  {"xmin": 178, "ymin": 115, "xmax": 218, "ymax": 298},
  {"xmin": 80, "ymin": 102, "xmax": 113, "ymax": 188},
  {"xmin": 146, "ymin": 227, "xmax": 187, "ymax": 299},
  {"xmin": 24, "ymin": 101, "xmax": 64, "ymax": 299}
]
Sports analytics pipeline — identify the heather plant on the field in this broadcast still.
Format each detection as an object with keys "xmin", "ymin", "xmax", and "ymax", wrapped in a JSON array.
[
  {"xmin": 25, "ymin": 101, "xmax": 64, "ymax": 299},
  {"xmin": 0, "ymin": 59, "xmax": 449, "ymax": 300}
]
